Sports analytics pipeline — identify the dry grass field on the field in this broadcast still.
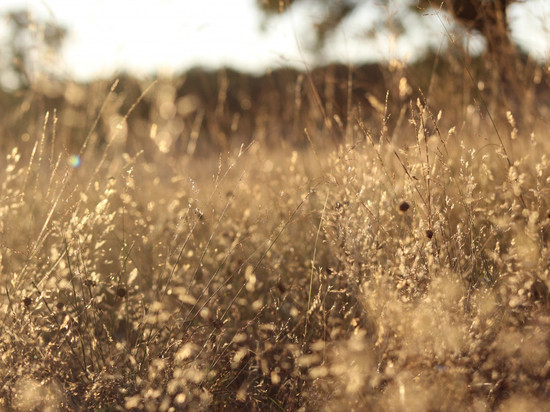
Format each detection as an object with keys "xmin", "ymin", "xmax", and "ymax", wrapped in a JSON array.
[{"xmin": 1, "ymin": 29, "xmax": 550, "ymax": 411}]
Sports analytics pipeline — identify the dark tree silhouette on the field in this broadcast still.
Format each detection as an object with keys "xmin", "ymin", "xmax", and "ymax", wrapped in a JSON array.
[
  {"xmin": 2, "ymin": 10, "xmax": 67, "ymax": 89},
  {"xmin": 258, "ymin": 1, "xmax": 519, "ymax": 68},
  {"xmin": 259, "ymin": 1, "xmax": 531, "ymax": 119},
  {"xmin": 444, "ymin": 1, "xmax": 514, "ymax": 60}
]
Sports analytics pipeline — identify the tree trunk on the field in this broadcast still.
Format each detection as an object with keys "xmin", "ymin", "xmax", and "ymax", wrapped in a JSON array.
[{"xmin": 448, "ymin": 0, "xmax": 524, "ymax": 120}]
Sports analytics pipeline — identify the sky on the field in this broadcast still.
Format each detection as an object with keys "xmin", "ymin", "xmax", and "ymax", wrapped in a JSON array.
[{"xmin": 0, "ymin": 0, "xmax": 548, "ymax": 83}]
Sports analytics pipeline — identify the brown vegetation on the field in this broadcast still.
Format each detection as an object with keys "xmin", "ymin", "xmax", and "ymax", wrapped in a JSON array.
[{"xmin": 0, "ymin": 8, "xmax": 550, "ymax": 410}]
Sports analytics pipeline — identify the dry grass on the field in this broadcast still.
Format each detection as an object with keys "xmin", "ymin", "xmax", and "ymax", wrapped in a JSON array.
[{"xmin": 1, "ymin": 35, "xmax": 550, "ymax": 412}]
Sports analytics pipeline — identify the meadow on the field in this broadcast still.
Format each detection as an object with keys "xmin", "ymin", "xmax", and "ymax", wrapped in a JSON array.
[{"xmin": 0, "ymin": 40, "xmax": 549, "ymax": 411}]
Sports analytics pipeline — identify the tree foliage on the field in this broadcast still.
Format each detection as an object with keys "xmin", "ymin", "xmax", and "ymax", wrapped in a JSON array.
[
  {"xmin": 1, "ymin": 10, "xmax": 67, "ymax": 89},
  {"xmin": 258, "ymin": 0, "xmax": 518, "ymax": 56}
]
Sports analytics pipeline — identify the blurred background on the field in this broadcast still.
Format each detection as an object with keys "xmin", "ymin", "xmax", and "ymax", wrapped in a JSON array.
[
  {"xmin": 0, "ymin": 0, "xmax": 548, "ymax": 86},
  {"xmin": 0, "ymin": 0, "xmax": 548, "ymax": 155}
]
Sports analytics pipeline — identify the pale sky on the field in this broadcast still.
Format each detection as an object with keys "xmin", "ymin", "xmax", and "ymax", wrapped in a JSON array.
[{"xmin": 0, "ymin": 0, "xmax": 548, "ymax": 82}]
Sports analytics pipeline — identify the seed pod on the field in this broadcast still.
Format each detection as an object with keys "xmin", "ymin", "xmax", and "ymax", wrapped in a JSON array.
[
  {"xmin": 399, "ymin": 201, "xmax": 410, "ymax": 212},
  {"xmin": 211, "ymin": 318, "xmax": 223, "ymax": 329}
]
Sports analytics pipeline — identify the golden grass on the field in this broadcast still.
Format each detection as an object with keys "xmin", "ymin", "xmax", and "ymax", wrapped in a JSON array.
[{"xmin": 0, "ymin": 55, "xmax": 549, "ymax": 411}]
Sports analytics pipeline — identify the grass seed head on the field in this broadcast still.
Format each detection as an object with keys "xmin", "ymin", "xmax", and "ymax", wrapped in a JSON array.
[{"xmin": 399, "ymin": 201, "xmax": 410, "ymax": 212}]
